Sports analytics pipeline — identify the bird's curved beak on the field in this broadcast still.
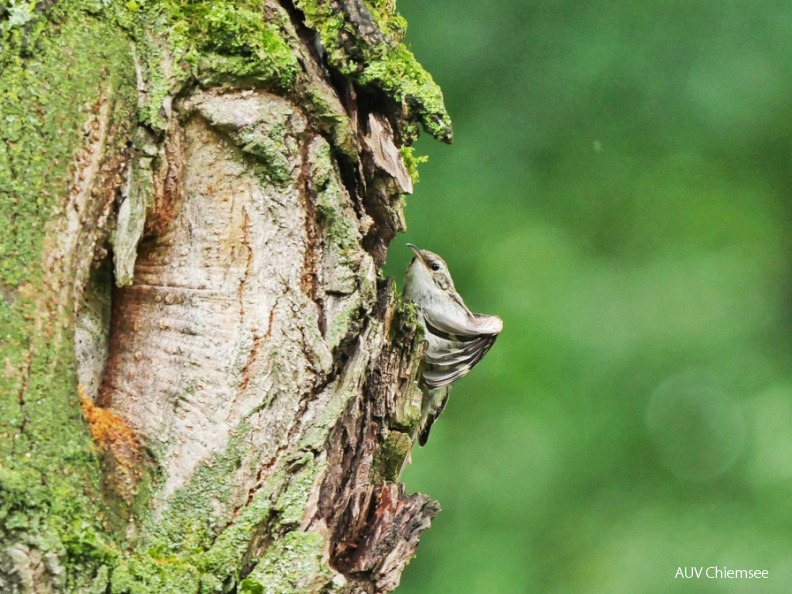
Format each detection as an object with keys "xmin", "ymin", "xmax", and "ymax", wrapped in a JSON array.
[{"xmin": 407, "ymin": 243, "xmax": 428, "ymax": 269}]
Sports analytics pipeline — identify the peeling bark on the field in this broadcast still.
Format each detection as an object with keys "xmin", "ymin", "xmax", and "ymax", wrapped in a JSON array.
[{"xmin": 1, "ymin": 0, "xmax": 450, "ymax": 592}]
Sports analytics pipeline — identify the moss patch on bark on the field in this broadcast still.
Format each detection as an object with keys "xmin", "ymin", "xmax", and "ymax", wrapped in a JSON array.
[
  {"xmin": 1, "ymin": 3, "xmax": 138, "ymax": 590},
  {"xmin": 295, "ymin": 0, "xmax": 452, "ymax": 143}
]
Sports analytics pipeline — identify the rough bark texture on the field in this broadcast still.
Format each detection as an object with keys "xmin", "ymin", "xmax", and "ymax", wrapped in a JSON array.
[{"xmin": 0, "ymin": 0, "xmax": 451, "ymax": 592}]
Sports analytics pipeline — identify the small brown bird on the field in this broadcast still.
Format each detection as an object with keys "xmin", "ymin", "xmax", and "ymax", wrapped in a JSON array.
[{"xmin": 403, "ymin": 244, "xmax": 503, "ymax": 445}]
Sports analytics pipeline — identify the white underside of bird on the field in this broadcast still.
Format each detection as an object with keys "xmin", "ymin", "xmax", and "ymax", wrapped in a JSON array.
[{"xmin": 403, "ymin": 245, "xmax": 503, "ymax": 446}]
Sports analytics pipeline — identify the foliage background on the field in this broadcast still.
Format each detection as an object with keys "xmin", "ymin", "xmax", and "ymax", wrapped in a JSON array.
[{"xmin": 384, "ymin": 1, "xmax": 792, "ymax": 592}]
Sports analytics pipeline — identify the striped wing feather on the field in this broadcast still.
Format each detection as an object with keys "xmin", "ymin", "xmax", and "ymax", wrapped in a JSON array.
[{"xmin": 422, "ymin": 312, "xmax": 502, "ymax": 389}]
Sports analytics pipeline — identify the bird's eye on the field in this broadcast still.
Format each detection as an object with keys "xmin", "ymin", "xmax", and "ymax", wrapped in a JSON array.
[{"xmin": 430, "ymin": 263, "xmax": 440, "ymax": 271}]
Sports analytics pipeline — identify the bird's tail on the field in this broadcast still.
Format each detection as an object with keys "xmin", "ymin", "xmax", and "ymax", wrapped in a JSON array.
[{"xmin": 418, "ymin": 385, "xmax": 450, "ymax": 446}]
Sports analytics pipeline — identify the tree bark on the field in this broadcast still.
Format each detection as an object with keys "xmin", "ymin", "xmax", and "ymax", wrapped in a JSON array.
[{"xmin": 0, "ymin": 0, "xmax": 452, "ymax": 592}]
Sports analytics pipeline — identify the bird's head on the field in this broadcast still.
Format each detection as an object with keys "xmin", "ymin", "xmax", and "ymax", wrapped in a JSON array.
[{"xmin": 405, "ymin": 243, "xmax": 456, "ymax": 295}]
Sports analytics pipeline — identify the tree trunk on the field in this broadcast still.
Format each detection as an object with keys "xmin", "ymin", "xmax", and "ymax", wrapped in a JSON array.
[{"xmin": 0, "ymin": 1, "xmax": 452, "ymax": 592}]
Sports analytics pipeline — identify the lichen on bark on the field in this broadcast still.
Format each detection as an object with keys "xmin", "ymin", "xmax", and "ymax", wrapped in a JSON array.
[{"xmin": 1, "ymin": 0, "xmax": 450, "ymax": 592}]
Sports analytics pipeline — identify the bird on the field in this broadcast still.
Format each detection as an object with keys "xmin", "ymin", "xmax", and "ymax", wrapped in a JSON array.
[{"xmin": 402, "ymin": 243, "xmax": 503, "ymax": 446}]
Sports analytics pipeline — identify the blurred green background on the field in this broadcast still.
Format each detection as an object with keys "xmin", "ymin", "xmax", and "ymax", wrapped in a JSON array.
[{"xmin": 383, "ymin": 1, "xmax": 792, "ymax": 592}]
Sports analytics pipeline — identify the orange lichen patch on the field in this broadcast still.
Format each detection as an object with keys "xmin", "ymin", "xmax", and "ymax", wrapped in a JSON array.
[
  {"xmin": 79, "ymin": 384, "xmax": 139, "ymax": 454},
  {"xmin": 79, "ymin": 384, "xmax": 145, "ymax": 505}
]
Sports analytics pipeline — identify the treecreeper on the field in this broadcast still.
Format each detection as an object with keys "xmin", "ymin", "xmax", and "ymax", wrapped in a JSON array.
[{"xmin": 403, "ymin": 244, "xmax": 504, "ymax": 447}]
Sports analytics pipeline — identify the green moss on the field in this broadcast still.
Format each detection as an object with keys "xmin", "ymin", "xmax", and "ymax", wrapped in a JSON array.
[
  {"xmin": 240, "ymin": 532, "xmax": 336, "ymax": 594},
  {"xmin": 0, "ymin": 4, "xmax": 131, "ymax": 287},
  {"xmin": 142, "ymin": 428, "xmax": 254, "ymax": 559},
  {"xmin": 363, "ymin": 0, "xmax": 408, "ymax": 42},
  {"xmin": 110, "ymin": 557, "xmax": 200, "ymax": 594},
  {"xmin": 294, "ymin": 0, "xmax": 452, "ymax": 142},
  {"xmin": 374, "ymin": 430, "xmax": 412, "ymax": 481},
  {"xmin": 296, "ymin": 0, "xmax": 347, "ymax": 68},
  {"xmin": 298, "ymin": 389, "xmax": 355, "ymax": 452},
  {"xmin": 109, "ymin": 438, "xmax": 327, "ymax": 592},
  {"xmin": 400, "ymin": 145, "xmax": 429, "ymax": 184},
  {"xmin": 311, "ymin": 140, "xmax": 360, "ymax": 251},
  {"xmin": 196, "ymin": 485, "xmax": 275, "ymax": 580},
  {"xmin": 273, "ymin": 455, "xmax": 319, "ymax": 528},
  {"xmin": 200, "ymin": 454, "xmax": 322, "ymax": 570},
  {"xmin": 119, "ymin": 0, "xmax": 300, "ymax": 130},
  {"xmin": 302, "ymin": 84, "xmax": 356, "ymax": 159},
  {"xmin": 360, "ymin": 44, "xmax": 452, "ymax": 142},
  {"xmin": 197, "ymin": 91, "xmax": 303, "ymax": 185},
  {"xmin": 182, "ymin": 3, "xmax": 299, "ymax": 89},
  {"xmin": 324, "ymin": 300, "xmax": 360, "ymax": 350},
  {"xmin": 1, "ymin": 2, "xmax": 137, "ymax": 588},
  {"xmin": 109, "ymin": 431, "xmax": 255, "ymax": 592},
  {"xmin": 390, "ymin": 297, "xmax": 424, "ymax": 343},
  {"xmin": 0, "ymin": 0, "xmax": 50, "ymax": 60},
  {"xmin": 236, "ymin": 124, "xmax": 294, "ymax": 184}
]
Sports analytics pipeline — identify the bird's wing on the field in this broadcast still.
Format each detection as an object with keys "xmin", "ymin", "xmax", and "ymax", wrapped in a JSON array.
[
  {"xmin": 422, "ymin": 333, "xmax": 499, "ymax": 388},
  {"xmin": 424, "ymin": 310, "xmax": 503, "ymax": 339},
  {"xmin": 421, "ymin": 311, "xmax": 502, "ymax": 389}
]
